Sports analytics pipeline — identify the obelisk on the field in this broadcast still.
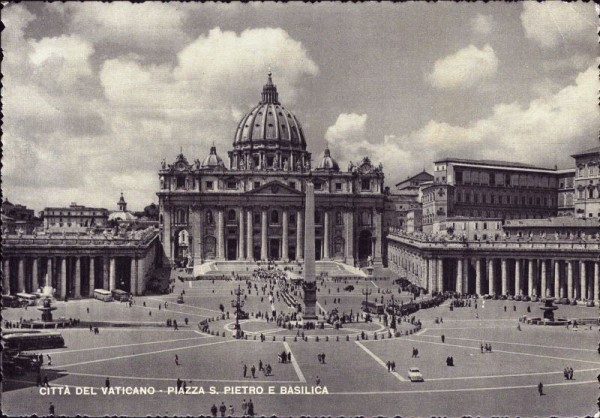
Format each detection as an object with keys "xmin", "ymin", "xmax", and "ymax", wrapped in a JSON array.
[{"xmin": 302, "ymin": 176, "xmax": 318, "ymax": 320}]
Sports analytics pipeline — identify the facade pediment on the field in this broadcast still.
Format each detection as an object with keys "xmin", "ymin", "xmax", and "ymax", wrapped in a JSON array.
[{"xmin": 246, "ymin": 180, "xmax": 303, "ymax": 196}]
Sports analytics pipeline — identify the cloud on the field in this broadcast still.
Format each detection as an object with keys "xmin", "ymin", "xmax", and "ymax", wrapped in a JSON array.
[
  {"xmin": 520, "ymin": 2, "xmax": 596, "ymax": 49},
  {"xmin": 471, "ymin": 14, "xmax": 494, "ymax": 36},
  {"xmin": 325, "ymin": 113, "xmax": 368, "ymax": 145},
  {"xmin": 427, "ymin": 44, "xmax": 498, "ymax": 90},
  {"xmin": 328, "ymin": 66, "xmax": 598, "ymax": 183},
  {"xmin": 58, "ymin": 2, "xmax": 191, "ymax": 53}
]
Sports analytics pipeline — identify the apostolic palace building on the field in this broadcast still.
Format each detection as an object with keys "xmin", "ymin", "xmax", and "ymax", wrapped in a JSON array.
[{"xmin": 157, "ymin": 73, "xmax": 385, "ymax": 269}]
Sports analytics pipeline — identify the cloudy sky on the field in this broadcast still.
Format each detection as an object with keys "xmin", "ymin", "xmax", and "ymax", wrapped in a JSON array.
[{"xmin": 2, "ymin": 2, "xmax": 598, "ymax": 213}]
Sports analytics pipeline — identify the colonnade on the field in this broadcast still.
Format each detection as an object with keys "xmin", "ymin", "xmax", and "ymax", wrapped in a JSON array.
[
  {"xmin": 2, "ymin": 254, "xmax": 146, "ymax": 298},
  {"xmin": 389, "ymin": 247, "xmax": 600, "ymax": 302}
]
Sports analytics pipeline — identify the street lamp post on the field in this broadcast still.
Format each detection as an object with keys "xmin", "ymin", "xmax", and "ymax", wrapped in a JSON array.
[
  {"xmin": 231, "ymin": 284, "xmax": 245, "ymax": 339},
  {"xmin": 362, "ymin": 288, "xmax": 372, "ymax": 312}
]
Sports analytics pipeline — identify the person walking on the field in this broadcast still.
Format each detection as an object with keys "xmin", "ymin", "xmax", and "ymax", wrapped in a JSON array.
[
  {"xmin": 247, "ymin": 399, "xmax": 255, "ymax": 416},
  {"xmin": 441, "ymin": 334, "xmax": 445, "ymax": 343},
  {"xmin": 243, "ymin": 364, "xmax": 247, "ymax": 378},
  {"xmin": 386, "ymin": 361, "xmax": 391, "ymax": 372},
  {"xmin": 251, "ymin": 365, "xmax": 256, "ymax": 378},
  {"xmin": 43, "ymin": 375, "xmax": 50, "ymax": 387},
  {"xmin": 210, "ymin": 403, "xmax": 218, "ymax": 417},
  {"xmin": 538, "ymin": 381, "xmax": 544, "ymax": 396},
  {"xmin": 49, "ymin": 403, "xmax": 55, "ymax": 417},
  {"xmin": 175, "ymin": 355, "xmax": 180, "ymax": 366},
  {"xmin": 242, "ymin": 399, "xmax": 247, "ymax": 415},
  {"xmin": 219, "ymin": 402, "xmax": 226, "ymax": 417},
  {"xmin": 316, "ymin": 376, "xmax": 321, "ymax": 386},
  {"xmin": 105, "ymin": 377, "xmax": 110, "ymax": 388},
  {"xmin": 259, "ymin": 360, "xmax": 263, "ymax": 372}
]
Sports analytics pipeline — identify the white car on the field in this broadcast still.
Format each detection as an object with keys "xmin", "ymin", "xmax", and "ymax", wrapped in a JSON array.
[{"xmin": 408, "ymin": 367, "xmax": 424, "ymax": 382}]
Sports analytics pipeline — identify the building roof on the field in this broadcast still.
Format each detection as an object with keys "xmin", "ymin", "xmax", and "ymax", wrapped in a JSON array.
[
  {"xmin": 395, "ymin": 170, "xmax": 433, "ymax": 188},
  {"xmin": 434, "ymin": 157, "xmax": 555, "ymax": 171},
  {"xmin": 44, "ymin": 206, "xmax": 108, "ymax": 212},
  {"xmin": 571, "ymin": 145, "xmax": 600, "ymax": 158},
  {"xmin": 504, "ymin": 217, "xmax": 600, "ymax": 228}
]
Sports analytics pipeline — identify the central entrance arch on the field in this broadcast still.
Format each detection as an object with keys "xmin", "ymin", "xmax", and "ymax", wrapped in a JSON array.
[{"xmin": 358, "ymin": 230, "xmax": 372, "ymax": 264}]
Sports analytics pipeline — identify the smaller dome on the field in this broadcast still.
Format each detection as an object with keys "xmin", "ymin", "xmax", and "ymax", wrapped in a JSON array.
[
  {"xmin": 316, "ymin": 148, "xmax": 339, "ymax": 171},
  {"xmin": 202, "ymin": 145, "xmax": 226, "ymax": 169}
]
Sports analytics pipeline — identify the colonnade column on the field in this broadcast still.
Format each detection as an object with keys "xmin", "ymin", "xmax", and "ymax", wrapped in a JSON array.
[
  {"xmin": 32, "ymin": 258, "xmax": 39, "ymax": 291},
  {"xmin": 47, "ymin": 258, "xmax": 53, "ymax": 290},
  {"xmin": 109, "ymin": 257, "xmax": 116, "ymax": 290},
  {"xmin": 130, "ymin": 257, "xmax": 137, "ymax": 295},
  {"xmin": 528, "ymin": 259, "xmax": 534, "ymax": 297},
  {"xmin": 246, "ymin": 209, "xmax": 253, "ymax": 261},
  {"xmin": 192, "ymin": 206, "xmax": 203, "ymax": 264},
  {"xmin": 554, "ymin": 260, "xmax": 560, "ymax": 298},
  {"xmin": 238, "ymin": 207, "xmax": 245, "ymax": 261},
  {"xmin": 89, "ymin": 257, "xmax": 95, "ymax": 295},
  {"xmin": 282, "ymin": 209, "xmax": 289, "ymax": 261},
  {"xmin": 74, "ymin": 257, "xmax": 81, "ymax": 298},
  {"xmin": 3, "ymin": 258, "xmax": 10, "ymax": 294},
  {"xmin": 475, "ymin": 258, "xmax": 482, "ymax": 296},
  {"xmin": 487, "ymin": 259, "xmax": 494, "ymax": 296},
  {"xmin": 580, "ymin": 261, "xmax": 587, "ymax": 301},
  {"xmin": 431, "ymin": 258, "xmax": 438, "ymax": 292},
  {"xmin": 567, "ymin": 260, "xmax": 573, "ymax": 299},
  {"xmin": 17, "ymin": 258, "xmax": 25, "ymax": 293},
  {"xmin": 594, "ymin": 262, "xmax": 600, "ymax": 304},
  {"xmin": 103, "ymin": 257, "xmax": 109, "ymax": 290},
  {"xmin": 296, "ymin": 209, "xmax": 304, "ymax": 261},
  {"xmin": 217, "ymin": 208, "xmax": 225, "ymax": 260},
  {"xmin": 323, "ymin": 210, "xmax": 330, "ymax": 260},
  {"xmin": 540, "ymin": 259, "xmax": 547, "ymax": 298},
  {"xmin": 60, "ymin": 258, "xmax": 67, "ymax": 299},
  {"xmin": 437, "ymin": 259, "xmax": 444, "ymax": 292},
  {"xmin": 260, "ymin": 208, "xmax": 268, "ymax": 261},
  {"xmin": 515, "ymin": 259, "xmax": 521, "ymax": 297},
  {"xmin": 456, "ymin": 259, "xmax": 463, "ymax": 294},
  {"xmin": 501, "ymin": 259, "xmax": 507, "ymax": 296}
]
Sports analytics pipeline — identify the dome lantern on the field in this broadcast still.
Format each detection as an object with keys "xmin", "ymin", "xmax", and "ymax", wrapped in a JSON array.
[
  {"xmin": 316, "ymin": 147, "xmax": 340, "ymax": 171},
  {"xmin": 261, "ymin": 71, "xmax": 279, "ymax": 105}
]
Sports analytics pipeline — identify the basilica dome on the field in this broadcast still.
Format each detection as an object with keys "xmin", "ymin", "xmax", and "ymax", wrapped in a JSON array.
[
  {"xmin": 316, "ymin": 148, "xmax": 339, "ymax": 171},
  {"xmin": 233, "ymin": 73, "xmax": 307, "ymax": 152},
  {"xmin": 202, "ymin": 145, "xmax": 226, "ymax": 169}
]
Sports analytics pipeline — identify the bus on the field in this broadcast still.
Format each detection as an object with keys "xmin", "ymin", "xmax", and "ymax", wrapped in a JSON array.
[
  {"xmin": 93, "ymin": 289, "xmax": 113, "ymax": 302},
  {"xmin": 2, "ymin": 295, "xmax": 19, "ymax": 308},
  {"xmin": 111, "ymin": 289, "xmax": 131, "ymax": 302},
  {"xmin": 2, "ymin": 330, "xmax": 65, "ymax": 351},
  {"xmin": 361, "ymin": 300, "xmax": 384, "ymax": 315},
  {"xmin": 16, "ymin": 293, "xmax": 38, "ymax": 306}
]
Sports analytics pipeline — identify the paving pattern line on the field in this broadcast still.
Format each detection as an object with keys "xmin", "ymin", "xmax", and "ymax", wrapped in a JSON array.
[
  {"xmin": 355, "ymin": 341, "xmax": 408, "ymax": 382},
  {"xmin": 283, "ymin": 341, "xmax": 307, "ymax": 383},
  {"xmin": 418, "ymin": 334, "xmax": 598, "ymax": 352}
]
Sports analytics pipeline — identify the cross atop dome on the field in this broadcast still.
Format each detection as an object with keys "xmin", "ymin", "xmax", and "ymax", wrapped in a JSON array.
[{"xmin": 261, "ymin": 70, "xmax": 279, "ymax": 104}]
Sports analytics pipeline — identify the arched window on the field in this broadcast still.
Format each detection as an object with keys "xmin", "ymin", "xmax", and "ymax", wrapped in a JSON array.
[
  {"xmin": 227, "ymin": 209, "xmax": 236, "ymax": 222},
  {"xmin": 271, "ymin": 210, "xmax": 279, "ymax": 224}
]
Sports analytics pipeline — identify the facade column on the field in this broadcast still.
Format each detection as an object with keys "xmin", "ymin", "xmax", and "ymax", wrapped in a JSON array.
[
  {"xmin": 528, "ymin": 259, "xmax": 534, "ymax": 297},
  {"xmin": 540, "ymin": 259, "xmax": 547, "ymax": 298},
  {"xmin": 17, "ymin": 258, "xmax": 25, "ymax": 293},
  {"xmin": 456, "ymin": 259, "xmax": 463, "ymax": 294},
  {"xmin": 192, "ymin": 206, "xmax": 203, "ymax": 264},
  {"xmin": 103, "ymin": 257, "xmax": 109, "ymax": 290},
  {"xmin": 130, "ymin": 257, "xmax": 137, "ymax": 295},
  {"xmin": 3, "ymin": 258, "xmax": 10, "ymax": 295},
  {"xmin": 323, "ymin": 210, "xmax": 330, "ymax": 260},
  {"xmin": 217, "ymin": 208, "xmax": 225, "ymax": 260},
  {"xmin": 163, "ymin": 205, "xmax": 172, "ymax": 265},
  {"xmin": 594, "ymin": 262, "xmax": 599, "ymax": 304},
  {"xmin": 567, "ymin": 260, "xmax": 573, "ymax": 299},
  {"xmin": 109, "ymin": 257, "xmax": 116, "ymax": 290},
  {"xmin": 246, "ymin": 209, "xmax": 253, "ymax": 261},
  {"xmin": 554, "ymin": 260, "xmax": 560, "ymax": 298},
  {"xmin": 282, "ymin": 209, "xmax": 289, "ymax": 261},
  {"xmin": 437, "ymin": 258, "xmax": 444, "ymax": 292},
  {"xmin": 501, "ymin": 258, "xmax": 507, "ymax": 296},
  {"xmin": 46, "ymin": 258, "xmax": 53, "ymax": 290},
  {"xmin": 89, "ymin": 257, "xmax": 96, "ymax": 295},
  {"xmin": 296, "ymin": 209, "xmax": 304, "ymax": 261},
  {"xmin": 137, "ymin": 257, "xmax": 146, "ymax": 295},
  {"xmin": 431, "ymin": 258, "xmax": 438, "ymax": 292},
  {"xmin": 373, "ymin": 209, "xmax": 383, "ymax": 267},
  {"xmin": 475, "ymin": 258, "xmax": 482, "ymax": 296},
  {"xmin": 580, "ymin": 261, "xmax": 587, "ymax": 301},
  {"xmin": 423, "ymin": 258, "xmax": 430, "ymax": 291},
  {"xmin": 487, "ymin": 258, "xmax": 494, "ymax": 296},
  {"xmin": 238, "ymin": 207, "xmax": 245, "ymax": 260},
  {"xmin": 60, "ymin": 257, "xmax": 67, "ymax": 299},
  {"xmin": 32, "ymin": 257, "xmax": 39, "ymax": 291},
  {"xmin": 344, "ymin": 211, "xmax": 354, "ymax": 266},
  {"xmin": 74, "ymin": 257, "xmax": 81, "ymax": 298},
  {"xmin": 260, "ymin": 208, "xmax": 268, "ymax": 260}
]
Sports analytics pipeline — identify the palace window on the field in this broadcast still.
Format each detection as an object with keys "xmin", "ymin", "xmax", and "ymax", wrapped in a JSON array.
[
  {"xmin": 289, "ymin": 213, "xmax": 296, "ymax": 224},
  {"xmin": 271, "ymin": 210, "xmax": 279, "ymax": 224},
  {"xmin": 361, "ymin": 179, "xmax": 371, "ymax": 191},
  {"xmin": 226, "ymin": 181, "xmax": 237, "ymax": 190},
  {"xmin": 314, "ymin": 181, "xmax": 323, "ymax": 191},
  {"xmin": 335, "ymin": 182, "xmax": 342, "ymax": 191},
  {"xmin": 288, "ymin": 181, "xmax": 296, "ymax": 189},
  {"xmin": 227, "ymin": 210, "xmax": 236, "ymax": 222},
  {"xmin": 254, "ymin": 181, "xmax": 261, "ymax": 189},
  {"xmin": 254, "ymin": 213, "xmax": 261, "ymax": 224},
  {"xmin": 205, "ymin": 181, "xmax": 213, "ymax": 190}
]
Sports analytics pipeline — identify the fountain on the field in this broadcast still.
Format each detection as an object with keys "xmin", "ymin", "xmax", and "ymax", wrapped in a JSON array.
[
  {"xmin": 539, "ymin": 297, "xmax": 558, "ymax": 322},
  {"xmin": 37, "ymin": 273, "xmax": 57, "ymax": 322}
]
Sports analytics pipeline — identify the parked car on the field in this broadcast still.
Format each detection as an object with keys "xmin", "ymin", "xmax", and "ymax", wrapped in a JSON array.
[
  {"xmin": 177, "ymin": 296, "xmax": 184, "ymax": 304},
  {"xmin": 557, "ymin": 297, "xmax": 569, "ymax": 305},
  {"xmin": 586, "ymin": 300, "xmax": 595, "ymax": 307},
  {"xmin": 482, "ymin": 294, "xmax": 492, "ymax": 300},
  {"xmin": 514, "ymin": 295, "xmax": 522, "ymax": 301},
  {"xmin": 408, "ymin": 367, "xmax": 424, "ymax": 382}
]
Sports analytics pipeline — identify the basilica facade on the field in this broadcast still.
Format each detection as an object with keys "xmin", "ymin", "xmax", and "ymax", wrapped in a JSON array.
[{"xmin": 157, "ymin": 74, "xmax": 385, "ymax": 268}]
